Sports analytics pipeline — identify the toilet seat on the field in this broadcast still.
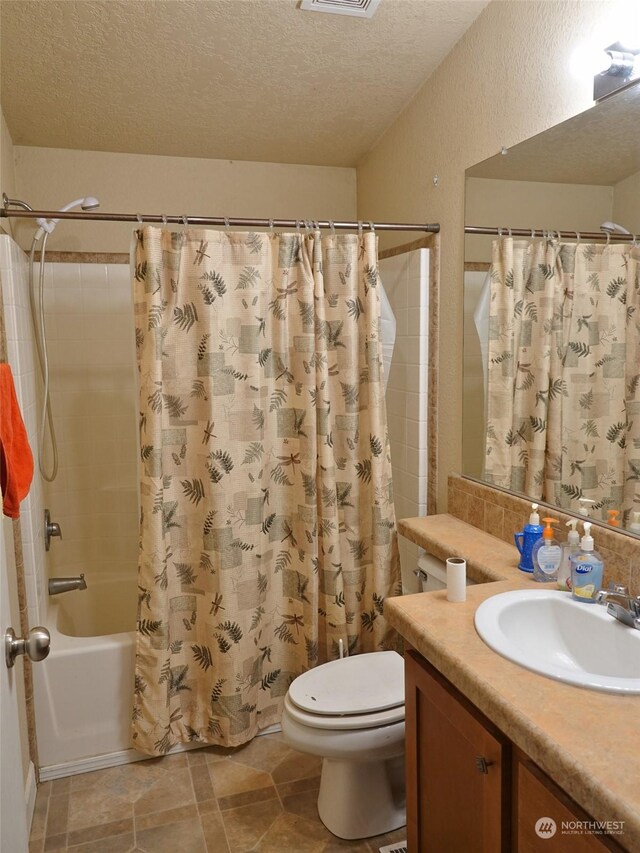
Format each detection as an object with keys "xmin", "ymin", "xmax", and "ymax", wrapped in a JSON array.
[
  {"xmin": 284, "ymin": 692, "xmax": 404, "ymax": 730},
  {"xmin": 286, "ymin": 650, "xmax": 405, "ymax": 730}
]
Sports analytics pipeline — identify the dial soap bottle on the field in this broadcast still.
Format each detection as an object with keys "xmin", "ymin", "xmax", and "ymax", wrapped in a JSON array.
[
  {"xmin": 569, "ymin": 522, "xmax": 604, "ymax": 603},
  {"xmin": 514, "ymin": 503, "xmax": 543, "ymax": 573},
  {"xmin": 532, "ymin": 518, "xmax": 561, "ymax": 583}
]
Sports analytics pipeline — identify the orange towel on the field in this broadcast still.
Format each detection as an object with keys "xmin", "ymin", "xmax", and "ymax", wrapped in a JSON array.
[{"xmin": 0, "ymin": 363, "xmax": 34, "ymax": 518}]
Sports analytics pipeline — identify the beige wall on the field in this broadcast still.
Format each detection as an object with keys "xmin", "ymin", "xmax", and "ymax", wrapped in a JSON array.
[
  {"xmin": 612, "ymin": 170, "xmax": 640, "ymax": 234},
  {"xmin": 12, "ymin": 147, "xmax": 357, "ymax": 252},
  {"xmin": 1, "ymin": 107, "xmax": 17, "ymax": 239},
  {"xmin": 356, "ymin": 0, "xmax": 631, "ymax": 512},
  {"xmin": 464, "ymin": 177, "xmax": 614, "ymax": 262}
]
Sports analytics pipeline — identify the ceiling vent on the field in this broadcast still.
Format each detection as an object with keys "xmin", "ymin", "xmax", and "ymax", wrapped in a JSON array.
[{"xmin": 299, "ymin": 0, "xmax": 381, "ymax": 19}]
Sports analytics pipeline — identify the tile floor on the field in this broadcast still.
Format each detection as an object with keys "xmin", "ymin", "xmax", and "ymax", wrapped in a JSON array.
[{"xmin": 29, "ymin": 732, "xmax": 407, "ymax": 852}]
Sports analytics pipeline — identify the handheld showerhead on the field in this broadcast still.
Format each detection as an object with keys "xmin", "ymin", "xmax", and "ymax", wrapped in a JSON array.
[
  {"xmin": 600, "ymin": 221, "xmax": 631, "ymax": 235},
  {"xmin": 35, "ymin": 196, "xmax": 101, "ymax": 238}
]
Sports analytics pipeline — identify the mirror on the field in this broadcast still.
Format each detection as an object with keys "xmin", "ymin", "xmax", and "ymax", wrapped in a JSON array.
[{"xmin": 463, "ymin": 82, "xmax": 640, "ymax": 533}]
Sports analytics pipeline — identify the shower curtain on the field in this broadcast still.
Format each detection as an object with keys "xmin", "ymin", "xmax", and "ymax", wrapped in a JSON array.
[
  {"xmin": 485, "ymin": 237, "xmax": 640, "ymax": 520},
  {"xmin": 131, "ymin": 227, "xmax": 401, "ymax": 755}
]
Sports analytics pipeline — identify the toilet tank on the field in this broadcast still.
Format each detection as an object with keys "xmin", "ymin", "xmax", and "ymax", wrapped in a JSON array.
[{"xmin": 416, "ymin": 553, "xmax": 476, "ymax": 592}]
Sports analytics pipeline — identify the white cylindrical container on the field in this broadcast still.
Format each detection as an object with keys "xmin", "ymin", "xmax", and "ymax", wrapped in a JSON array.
[{"xmin": 446, "ymin": 557, "xmax": 466, "ymax": 602}]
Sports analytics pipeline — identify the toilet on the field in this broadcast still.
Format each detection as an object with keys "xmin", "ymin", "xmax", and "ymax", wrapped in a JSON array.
[
  {"xmin": 281, "ymin": 650, "xmax": 406, "ymax": 839},
  {"xmin": 281, "ymin": 553, "xmax": 456, "ymax": 840}
]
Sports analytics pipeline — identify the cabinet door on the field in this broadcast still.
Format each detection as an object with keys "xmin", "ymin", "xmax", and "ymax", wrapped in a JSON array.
[
  {"xmin": 405, "ymin": 650, "xmax": 510, "ymax": 853},
  {"xmin": 515, "ymin": 758, "xmax": 622, "ymax": 852}
]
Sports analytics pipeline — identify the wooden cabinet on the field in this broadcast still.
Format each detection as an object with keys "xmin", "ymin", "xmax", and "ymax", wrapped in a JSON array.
[
  {"xmin": 405, "ymin": 649, "xmax": 511, "ymax": 852},
  {"xmin": 405, "ymin": 650, "xmax": 625, "ymax": 853},
  {"xmin": 515, "ymin": 757, "xmax": 619, "ymax": 852}
]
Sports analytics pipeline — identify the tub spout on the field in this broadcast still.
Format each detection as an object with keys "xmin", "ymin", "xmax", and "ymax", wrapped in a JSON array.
[{"xmin": 48, "ymin": 574, "xmax": 87, "ymax": 595}]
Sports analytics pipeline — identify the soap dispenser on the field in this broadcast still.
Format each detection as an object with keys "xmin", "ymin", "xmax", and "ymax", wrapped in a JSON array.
[
  {"xmin": 514, "ymin": 503, "xmax": 543, "ymax": 573},
  {"xmin": 578, "ymin": 497, "xmax": 596, "ymax": 517},
  {"xmin": 569, "ymin": 521, "xmax": 604, "ymax": 603},
  {"xmin": 629, "ymin": 512, "xmax": 640, "ymax": 534},
  {"xmin": 607, "ymin": 509, "xmax": 620, "ymax": 527},
  {"xmin": 532, "ymin": 518, "xmax": 561, "ymax": 583},
  {"xmin": 557, "ymin": 519, "xmax": 580, "ymax": 591}
]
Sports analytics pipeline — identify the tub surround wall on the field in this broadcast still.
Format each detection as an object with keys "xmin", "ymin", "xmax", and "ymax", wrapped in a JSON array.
[
  {"xmin": 379, "ymin": 248, "xmax": 430, "ymax": 592},
  {"xmin": 40, "ymin": 259, "xmax": 138, "ymax": 584}
]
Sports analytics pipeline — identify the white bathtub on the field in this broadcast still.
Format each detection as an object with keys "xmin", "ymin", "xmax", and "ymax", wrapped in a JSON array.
[{"xmin": 33, "ymin": 573, "xmax": 138, "ymax": 778}]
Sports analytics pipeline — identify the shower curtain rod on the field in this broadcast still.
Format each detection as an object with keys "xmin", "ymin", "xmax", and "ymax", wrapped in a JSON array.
[
  {"xmin": 465, "ymin": 225, "xmax": 636, "ymax": 242},
  {"xmin": 0, "ymin": 208, "xmax": 440, "ymax": 233}
]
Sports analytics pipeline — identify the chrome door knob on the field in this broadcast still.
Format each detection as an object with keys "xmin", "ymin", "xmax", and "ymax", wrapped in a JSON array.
[{"xmin": 5, "ymin": 626, "xmax": 51, "ymax": 669}]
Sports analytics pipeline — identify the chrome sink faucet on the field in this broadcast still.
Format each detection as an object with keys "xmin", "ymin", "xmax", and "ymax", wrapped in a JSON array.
[{"xmin": 595, "ymin": 584, "xmax": 640, "ymax": 629}]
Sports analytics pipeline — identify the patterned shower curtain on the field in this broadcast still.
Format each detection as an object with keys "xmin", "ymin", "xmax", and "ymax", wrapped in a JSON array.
[
  {"xmin": 485, "ymin": 237, "xmax": 640, "ymax": 521},
  {"xmin": 131, "ymin": 227, "xmax": 401, "ymax": 755}
]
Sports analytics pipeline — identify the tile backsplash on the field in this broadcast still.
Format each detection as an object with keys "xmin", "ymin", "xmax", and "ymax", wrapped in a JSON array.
[{"xmin": 448, "ymin": 473, "xmax": 640, "ymax": 595}]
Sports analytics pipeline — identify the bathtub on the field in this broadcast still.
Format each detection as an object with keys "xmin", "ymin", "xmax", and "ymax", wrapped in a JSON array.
[{"xmin": 33, "ymin": 573, "xmax": 138, "ymax": 778}]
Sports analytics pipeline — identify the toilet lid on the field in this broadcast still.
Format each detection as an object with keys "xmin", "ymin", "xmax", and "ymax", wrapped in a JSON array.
[{"xmin": 288, "ymin": 651, "xmax": 404, "ymax": 716}]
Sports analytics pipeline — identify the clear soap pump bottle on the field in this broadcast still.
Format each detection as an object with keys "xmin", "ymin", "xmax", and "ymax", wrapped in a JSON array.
[
  {"xmin": 557, "ymin": 519, "xmax": 580, "ymax": 591},
  {"xmin": 532, "ymin": 518, "xmax": 561, "ymax": 582}
]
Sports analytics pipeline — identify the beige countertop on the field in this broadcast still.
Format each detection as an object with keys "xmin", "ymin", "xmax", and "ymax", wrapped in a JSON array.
[{"xmin": 387, "ymin": 514, "xmax": 640, "ymax": 851}]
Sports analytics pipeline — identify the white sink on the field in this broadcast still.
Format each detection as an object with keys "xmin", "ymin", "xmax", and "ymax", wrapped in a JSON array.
[{"xmin": 474, "ymin": 589, "xmax": 640, "ymax": 694}]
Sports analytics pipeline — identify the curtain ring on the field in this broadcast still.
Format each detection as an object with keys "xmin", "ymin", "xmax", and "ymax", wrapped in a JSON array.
[
  {"xmin": 531, "ymin": 229, "xmax": 535, "ymax": 239},
  {"xmin": 498, "ymin": 227, "xmax": 504, "ymax": 237},
  {"xmin": 136, "ymin": 213, "xmax": 143, "ymax": 224},
  {"xmin": 268, "ymin": 218, "xmax": 275, "ymax": 237},
  {"xmin": 605, "ymin": 230, "xmax": 611, "ymax": 247},
  {"xmin": 357, "ymin": 221, "xmax": 363, "ymax": 239},
  {"xmin": 295, "ymin": 220, "xmax": 301, "ymax": 233},
  {"xmin": 575, "ymin": 231, "xmax": 580, "ymax": 245},
  {"xmin": 329, "ymin": 220, "xmax": 336, "ymax": 236},
  {"xmin": 224, "ymin": 217, "xmax": 230, "ymax": 230},
  {"xmin": 632, "ymin": 234, "xmax": 639, "ymax": 248},
  {"xmin": 507, "ymin": 227, "xmax": 512, "ymax": 237},
  {"xmin": 182, "ymin": 215, "xmax": 188, "ymax": 227},
  {"xmin": 162, "ymin": 214, "xmax": 167, "ymax": 226},
  {"xmin": 368, "ymin": 221, "xmax": 375, "ymax": 234},
  {"xmin": 315, "ymin": 220, "xmax": 321, "ymax": 233}
]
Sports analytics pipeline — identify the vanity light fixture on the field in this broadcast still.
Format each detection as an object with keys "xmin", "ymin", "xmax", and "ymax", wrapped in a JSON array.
[{"xmin": 594, "ymin": 40, "xmax": 640, "ymax": 100}]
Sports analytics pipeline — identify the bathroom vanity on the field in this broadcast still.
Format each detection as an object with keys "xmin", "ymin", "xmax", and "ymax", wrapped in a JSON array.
[{"xmin": 388, "ymin": 515, "xmax": 639, "ymax": 852}]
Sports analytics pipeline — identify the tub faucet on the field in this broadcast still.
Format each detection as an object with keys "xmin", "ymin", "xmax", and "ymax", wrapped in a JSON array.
[{"xmin": 48, "ymin": 574, "xmax": 87, "ymax": 595}]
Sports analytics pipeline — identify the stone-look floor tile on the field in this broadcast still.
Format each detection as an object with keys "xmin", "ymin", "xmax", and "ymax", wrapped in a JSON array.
[
  {"xmin": 270, "ymin": 750, "xmax": 322, "ymax": 784},
  {"xmin": 280, "ymin": 789, "xmax": 322, "ymax": 823},
  {"xmin": 135, "ymin": 803, "xmax": 199, "ymax": 831},
  {"xmin": 322, "ymin": 840, "xmax": 370, "ymax": 852},
  {"xmin": 220, "ymin": 798, "xmax": 283, "ymax": 852},
  {"xmin": 365, "ymin": 825, "xmax": 407, "ymax": 852},
  {"xmin": 67, "ymin": 832, "xmax": 135, "ymax": 852},
  {"xmin": 200, "ymin": 810, "xmax": 231, "ymax": 853},
  {"xmin": 44, "ymin": 833, "xmax": 67, "ymax": 851},
  {"xmin": 70, "ymin": 759, "xmax": 167, "ymax": 801},
  {"xmin": 67, "ymin": 817, "xmax": 134, "ymax": 847},
  {"xmin": 46, "ymin": 794, "xmax": 69, "ymax": 837},
  {"xmin": 31, "ymin": 785, "xmax": 51, "ymax": 839},
  {"xmin": 190, "ymin": 763, "xmax": 215, "ymax": 802},
  {"xmin": 29, "ymin": 838, "xmax": 45, "ymax": 853},
  {"xmin": 136, "ymin": 817, "xmax": 207, "ymax": 853},
  {"xmin": 229, "ymin": 735, "xmax": 292, "ymax": 773},
  {"xmin": 50, "ymin": 777, "xmax": 71, "ymax": 797},
  {"xmin": 133, "ymin": 767, "xmax": 195, "ymax": 817},
  {"xmin": 197, "ymin": 798, "xmax": 219, "ymax": 815},
  {"xmin": 217, "ymin": 785, "xmax": 278, "ymax": 812},
  {"xmin": 201, "ymin": 744, "xmax": 238, "ymax": 765},
  {"xmin": 253, "ymin": 812, "xmax": 328, "ymax": 853},
  {"xmin": 276, "ymin": 775, "xmax": 321, "ymax": 798},
  {"xmin": 208, "ymin": 758, "xmax": 273, "ymax": 799},
  {"xmin": 66, "ymin": 787, "xmax": 133, "ymax": 833}
]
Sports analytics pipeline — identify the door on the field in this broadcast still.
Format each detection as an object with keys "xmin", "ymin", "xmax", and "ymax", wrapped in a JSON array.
[
  {"xmin": 405, "ymin": 650, "xmax": 510, "ymax": 852},
  {"xmin": 0, "ymin": 514, "xmax": 30, "ymax": 853}
]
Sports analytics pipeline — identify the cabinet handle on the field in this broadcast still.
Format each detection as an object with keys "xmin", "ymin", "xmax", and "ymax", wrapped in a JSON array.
[{"xmin": 475, "ymin": 756, "xmax": 493, "ymax": 774}]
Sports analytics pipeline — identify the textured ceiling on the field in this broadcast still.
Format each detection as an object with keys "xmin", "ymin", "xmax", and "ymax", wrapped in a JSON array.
[
  {"xmin": 467, "ymin": 81, "xmax": 640, "ymax": 186},
  {"xmin": 0, "ymin": 0, "xmax": 488, "ymax": 167}
]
